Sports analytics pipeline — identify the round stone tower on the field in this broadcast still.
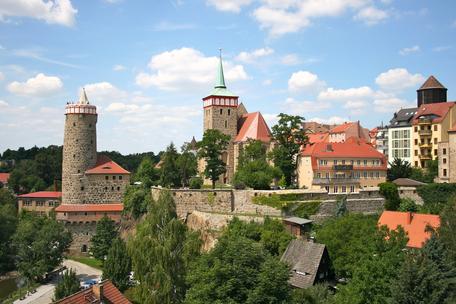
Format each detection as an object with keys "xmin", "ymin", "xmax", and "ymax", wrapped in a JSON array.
[{"xmin": 62, "ymin": 89, "xmax": 98, "ymax": 204}]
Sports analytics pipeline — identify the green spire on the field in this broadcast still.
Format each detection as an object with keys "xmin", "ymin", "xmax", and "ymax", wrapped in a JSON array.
[{"xmin": 214, "ymin": 49, "xmax": 226, "ymax": 89}]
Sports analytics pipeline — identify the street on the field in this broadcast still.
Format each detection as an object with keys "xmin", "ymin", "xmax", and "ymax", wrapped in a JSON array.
[{"xmin": 13, "ymin": 259, "xmax": 102, "ymax": 304}]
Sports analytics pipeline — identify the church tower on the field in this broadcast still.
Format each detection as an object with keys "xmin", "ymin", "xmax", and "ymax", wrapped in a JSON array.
[
  {"xmin": 202, "ymin": 52, "xmax": 239, "ymax": 183},
  {"xmin": 62, "ymin": 89, "xmax": 98, "ymax": 204}
]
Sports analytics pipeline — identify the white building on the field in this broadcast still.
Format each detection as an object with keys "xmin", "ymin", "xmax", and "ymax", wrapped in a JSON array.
[{"xmin": 387, "ymin": 107, "xmax": 417, "ymax": 166}]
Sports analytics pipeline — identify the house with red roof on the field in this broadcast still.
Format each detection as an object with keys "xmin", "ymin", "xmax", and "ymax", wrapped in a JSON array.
[
  {"xmin": 53, "ymin": 279, "xmax": 131, "ymax": 304},
  {"xmin": 0, "ymin": 173, "xmax": 10, "ymax": 188},
  {"xmin": 378, "ymin": 211, "xmax": 440, "ymax": 248},
  {"xmin": 17, "ymin": 191, "xmax": 61, "ymax": 216},
  {"xmin": 328, "ymin": 121, "xmax": 370, "ymax": 144},
  {"xmin": 297, "ymin": 137, "xmax": 387, "ymax": 192}
]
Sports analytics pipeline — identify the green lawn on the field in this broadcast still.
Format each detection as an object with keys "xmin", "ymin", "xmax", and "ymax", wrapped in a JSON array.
[{"xmin": 67, "ymin": 256, "xmax": 103, "ymax": 270}]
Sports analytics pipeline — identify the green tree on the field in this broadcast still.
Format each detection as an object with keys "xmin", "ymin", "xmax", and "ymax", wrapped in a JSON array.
[
  {"xmin": 379, "ymin": 182, "xmax": 401, "ymax": 210},
  {"xmin": 128, "ymin": 190, "xmax": 201, "ymax": 304},
  {"xmin": 134, "ymin": 157, "xmax": 159, "ymax": 188},
  {"xmin": 103, "ymin": 238, "xmax": 132, "ymax": 292},
  {"xmin": 160, "ymin": 143, "xmax": 181, "ymax": 187},
  {"xmin": 54, "ymin": 268, "xmax": 80, "ymax": 301},
  {"xmin": 438, "ymin": 202, "xmax": 456, "ymax": 262},
  {"xmin": 176, "ymin": 149, "xmax": 197, "ymax": 187},
  {"xmin": 197, "ymin": 129, "xmax": 230, "ymax": 189},
  {"xmin": 12, "ymin": 213, "xmax": 72, "ymax": 282},
  {"xmin": 387, "ymin": 158, "xmax": 412, "ymax": 181},
  {"xmin": 234, "ymin": 139, "xmax": 282, "ymax": 190},
  {"xmin": 122, "ymin": 185, "xmax": 151, "ymax": 220},
  {"xmin": 292, "ymin": 284, "xmax": 333, "ymax": 304},
  {"xmin": 269, "ymin": 113, "xmax": 307, "ymax": 186},
  {"xmin": 91, "ymin": 216, "xmax": 118, "ymax": 261},
  {"xmin": 0, "ymin": 204, "xmax": 18, "ymax": 274},
  {"xmin": 0, "ymin": 188, "xmax": 16, "ymax": 208},
  {"xmin": 398, "ymin": 198, "xmax": 418, "ymax": 212},
  {"xmin": 185, "ymin": 235, "xmax": 291, "ymax": 304},
  {"xmin": 335, "ymin": 195, "xmax": 348, "ymax": 217}
]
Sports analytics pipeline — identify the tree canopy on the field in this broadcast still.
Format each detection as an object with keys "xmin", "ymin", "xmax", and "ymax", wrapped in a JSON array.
[
  {"xmin": 54, "ymin": 268, "xmax": 80, "ymax": 301},
  {"xmin": 387, "ymin": 158, "xmax": 412, "ymax": 181},
  {"xmin": 91, "ymin": 215, "xmax": 118, "ymax": 261},
  {"xmin": 103, "ymin": 237, "xmax": 132, "ymax": 292}
]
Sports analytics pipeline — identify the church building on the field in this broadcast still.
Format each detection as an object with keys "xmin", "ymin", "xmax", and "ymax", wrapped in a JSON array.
[{"xmin": 200, "ymin": 53, "xmax": 273, "ymax": 184}]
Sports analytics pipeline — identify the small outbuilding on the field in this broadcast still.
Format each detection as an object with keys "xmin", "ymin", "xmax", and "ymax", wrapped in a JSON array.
[{"xmin": 282, "ymin": 217, "xmax": 313, "ymax": 238}]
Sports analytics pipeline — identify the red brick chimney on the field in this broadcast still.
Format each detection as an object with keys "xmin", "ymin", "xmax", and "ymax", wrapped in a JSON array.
[
  {"xmin": 407, "ymin": 212, "xmax": 414, "ymax": 225},
  {"xmin": 92, "ymin": 282, "xmax": 104, "ymax": 301}
]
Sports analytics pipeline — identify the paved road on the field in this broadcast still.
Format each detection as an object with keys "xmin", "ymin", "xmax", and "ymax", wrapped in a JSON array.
[{"xmin": 13, "ymin": 259, "xmax": 102, "ymax": 304}]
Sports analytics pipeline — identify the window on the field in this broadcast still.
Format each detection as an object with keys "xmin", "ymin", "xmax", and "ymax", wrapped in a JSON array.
[
  {"xmin": 434, "ymin": 125, "xmax": 438, "ymax": 131},
  {"xmin": 113, "ymin": 175, "xmax": 116, "ymax": 180},
  {"xmin": 434, "ymin": 149, "xmax": 438, "ymax": 155},
  {"xmin": 119, "ymin": 176, "xmax": 123, "ymax": 180},
  {"xmin": 80, "ymin": 186, "xmax": 84, "ymax": 191},
  {"xmin": 415, "ymin": 126, "xmax": 418, "ymax": 132},
  {"xmin": 325, "ymin": 173, "xmax": 330, "ymax": 178},
  {"xmin": 324, "ymin": 186, "xmax": 329, "ymax": 192},
  {"xmin": 111, "ymin": 186, "xmax": 114, "ymax": 190},
  {"xmin": 84, "ymin": 212, "xmax": 87, "ymax": 216},
  {"xmin": 342, "ymin": 186, "xmax": 346, "ymax": 193},
  {"xmin": 376, "ymin": 171, "xmax": 380, "ymax": 178},
  {"xmin": 415, "ymin": 161, "xmax": 418, "ymax": 166},
  {"xmin": 443, "ymin": 158, "xmax": 447, "ymax": 164},
  {"xmin": 363, "ymin": 171, "xmax": 368, "ymax": 178},
  {"xmin": 228, "ymin": 109, "xmax": 231, "ymax": 116},
  {"xmin": 415, "ymin": 150, "xmax": 418, "ymax": 156},
  {"xmin": 220, "ymin": 109, "xmax": 223, "ymax": 115},
  {"xmin": 333, "ymin": 186, "xmax": 338, "ymax": 193},
  {"xmin": 434, "ymin": 138, "xmax": 438, "ymax": 144},
  {"xmin": 350, "ymin": 160, "xmax": 354, "ymax": 165},
  {"xmin": 73, "ymin": 122, "xmax": 76, "ymax": 127},
  {"xmin": 105, "ymin": 176, "xmax": 109, "ymax": 180},
  {"xmin": 225, "ymin": 120, "xmax": 228, "ymax": 128},
  {"xmin": 334, "ymin": 160, "xmax": 338, "ymax": 165},
  {"xmin": 414, "ymin": 139, "xmax": 418, "ymax": 145},
  {"xmin": 444, "ymin": 169, "xmax": 447, "ymax": 177},
  {"xmin": 342, "ymin": 160, "xmax": 346, "ymax": 165},
  {"xmin": 357, "ymin": 160, "xmax": 361, "ymax": 165},
  {"xmin": 443, "ymin": 148, "xmax": 447, "ymax": 155},
  {"xmin": 117, "ymin": 186, "xmax": 120, "ymax": 191},
  {"xmin": 48, "ymin": 201, "xmax": 54, "ymax": 207},
  {"xmin": 369, "ymin": 172, "xmax": 374, "ymax": 178},
  {"xmin": 36, "ymin": 201, "xmax": 45, "ymax": 207},
  {"xmin": 316, "ymin": 173, "xmax": 321, "ymax": 178},
  {"xmin": 363, "ymin": 160, "xmax": 367, "ymax": 165},
  {"xmin": 350, "ymin": 185, "xmax": 355, "ymax": 193}
]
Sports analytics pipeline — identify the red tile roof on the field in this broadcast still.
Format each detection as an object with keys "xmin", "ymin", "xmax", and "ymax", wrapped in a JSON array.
[
  {"xmin": 85, "ymin": 155, "xmax": 130, "ymax": 175},
  {"xmin": 329, "ymin": 122, "xmax": 353, "ymax": 133},
  {"xmin": 302, "ymin": 137, "xmax": 386, "ymax": 159},
  {"xmin": 307, "ymin": 132, "xmax": 329, "ymax": 144},
  {"xmin": 419, "ymin": 75, "xmax": 446, "ymax": 90},
  {"xmin": 412, "ymin": 102, "xmax": 455, "ymax": 124},
  {"xmin": 0, "ymin": 173, "xmax": 10, "ymax": 184},
  {"xmin": 18, "ymin": 191, "xmax": 62, "ymax": 198},
  {"xmin": 55, "ymin": 203, "xmax": 123, "ymax": 212},
  {"xmin": 378, "ymin": 211, "xmax": 440, "ymax": 248},
  {"xmin": 54, "ymin": 280, "xmax": 131, "ymax": 304},
  {"xmin": 235, "ymin": 112, "xmax": 272, "ymax": 143}
]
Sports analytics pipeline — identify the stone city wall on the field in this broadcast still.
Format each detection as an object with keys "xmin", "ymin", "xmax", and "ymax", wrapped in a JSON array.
[
  {"xmin": 83, "ymin": 174, "xmax": 130, "ymax": 204},
  {"xmin": 65, "ymin": 222, "xmax": 97, "ymax": 256}
]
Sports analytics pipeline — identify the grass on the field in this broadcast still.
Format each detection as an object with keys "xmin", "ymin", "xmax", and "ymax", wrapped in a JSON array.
[
  {"xmin": 252, "ymin": 194, "xmax": 321, "ymax": 218},
  {"xmin": 67, "ymin": 255, "xmax": 103, "ymax": 270}
]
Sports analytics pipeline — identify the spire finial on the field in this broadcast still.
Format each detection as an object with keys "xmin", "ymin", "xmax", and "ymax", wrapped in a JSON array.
[
  {"xmin": 78, "ymin": 87, "xmax": 89, "ymax": 104},
  {"xmin": 214, "ymin": 49, "xmax": 226, "ymax": 89}
]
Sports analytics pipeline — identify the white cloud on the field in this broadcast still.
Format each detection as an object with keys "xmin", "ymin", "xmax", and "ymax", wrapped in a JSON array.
[
  {"xmin": 82, "ymin": 82, "xmax": 128, "ymax": 104},
  {"xmin": 0, "ymin": 71, "xmax": 4, "ymax": 81},
  {"xmin": 136, "ymin": 47, "xmax": 248, "ymax": 91},
  {"xmin": 13, "ymin": 49, "xmax": 81, "ymax": 69},
  {"xmin": 309, "ymin": 116, "xmax": 348, "ymax": 125},
  {"xmin": 283, "ymin": 97, "xmax": 330, "ymax": 114},
  {"xmin": 113, "ymin": 64, "xmax": 126, "ymax": 72},
  {"xmin": 373, "ymin": 97, "xmax": 412, "ymax": 113},
  {"xmin": 7, "ymin": 73, "xmax": 63, "ymax": 97},
  {"xmin": 288, "ymin": 71, "xmax": 326, "ymax": 92},
  {"xmin": 235, "ymin": 47, "xmax": 274, "ymax": 63},
  {"xmin": 0, "ymin": 0, "xmax": 77, "ymax": 27},
  {"xmin": 206, "ymin": 0, "xmax": 253, "ymax": 13},
  {"xmin": 281, "ymin": 54, "xmax": 301, "ymax": 65},
  {"xmin": 432, "ymin": 46, "xmax": 451, "ymax": 52},
  {"xmin": 354, "ymin": 6, "xmax": 389, "ymax": 25},
  {"xmin": 252, "ymin": 0, "xmax": 388, "ymax": 37},
  {"xmin": 262, "ymin": 79, "xmax": 272, "ymax": 86},
  {"xmin": 0, "ymin": 100, "xmax": 8, "ymax": 107},
  {"xmin": 375, "ymin": 68, "xmax": 424, "ymax": 91},
  {"xmin": 318, "ymin": 86, "xmax": 374, "ymax": 101},
  {"xmin": 399, "ymin": 45, "xmax": 420, "ymax": 56}
]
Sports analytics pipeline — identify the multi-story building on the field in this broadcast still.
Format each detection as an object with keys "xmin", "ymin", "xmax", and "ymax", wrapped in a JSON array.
[
  {"xmin": 328, "ymin": 121, "xmax": 370, "ymax": 143},
  {"xmin": 387, "ymin": 107, "xmax": 417, "ymax": 165},
  {"xmin": 199, "ymin": 53, "xmax": 272, "ymax": 185},
  {"xmin": 297, "ymin": 137, "xmax": 387, "ymax": 193},
  {"xmin": 371, "ymin": 125, "xmax": 388, "ymax": 157},
  {"xmin": 437, "ymin": 123, "xmax": 456, "ymax": 182},
  {"xmin": 17, "ymin": 191, "xmax": 61, "ymax": 216},
  {"xmin": 411, "ymin": 102, "xmax": 456, "ymax": 168},
  {"xmin": 56, "ymin": 89, "xmax": 131, "ymax": 254}
]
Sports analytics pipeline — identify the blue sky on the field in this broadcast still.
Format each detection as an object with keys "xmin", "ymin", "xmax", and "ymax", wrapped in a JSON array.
[{"xmin": 0, "ymin": 0, "xmax": 455, "ymax": 154}]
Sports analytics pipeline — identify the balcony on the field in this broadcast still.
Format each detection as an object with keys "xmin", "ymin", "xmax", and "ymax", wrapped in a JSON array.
[
  {"xmin": 419, "ymin": 143, "xmax": 432, "ymax": 149},
  {"xmin": 419, "ymin": 154, "xmax": 432, "ymax": 160},
  {"xmin": 333, "ymin": 164, "xmax": 353, "ymax": 171},
  {"xmin": 418, "ymin": 118, "xmax": 432, "ymax": 125},
  {"xmin": 313, "ymin": 178, "xmax": 361, "ymax": 185},
  {"xmin": 419, "ymin": 129, "xmax": 432, "ymax": 136}
]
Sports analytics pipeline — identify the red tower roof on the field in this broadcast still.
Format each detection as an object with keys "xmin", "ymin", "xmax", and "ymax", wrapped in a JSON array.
[
  {"xmin": 418, "ymin": 75, "xmax": 446, "ymax": 90},
  {"xmin": 85, "ymin": 155, "xmax": 130, "ymax": 175},
  {"xmin": 235, "ymin": 112, "xmax": 272, "ymax": 143}
]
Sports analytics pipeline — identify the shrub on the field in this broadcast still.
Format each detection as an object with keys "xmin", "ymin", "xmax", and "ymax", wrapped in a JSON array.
[
  {"xmin": 379, "ymin": 182, "xmax": 401, "ymax": 210},
  {"xmin": 417, "ymin": 183, "xmax": 456, "ymax": 214},
  {"xmin": 234, "ymin": 181, "xmax": 246, "ymax": 190},
  {"xmin": 398, "ymin": 198, "xmax": 418, "ymax": 212},
  {"xmin": 286, "ymin": 201, "xmax": 321, "ymax": 218},
  {"xmin": 189, "ymin": 176, "xmax": 203, "ymax": 189}
]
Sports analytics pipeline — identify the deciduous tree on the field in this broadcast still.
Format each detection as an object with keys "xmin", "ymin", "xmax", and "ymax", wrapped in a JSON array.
[
  {"xmin": 54, "ymin": 269, "xmax": 80, "ymax": 301},
  {"xmin": 91, "ymin": 216, "xmax": 118, "ymax": 262},
  {"xmin": 160, "ymin": 143, "xmax": 181, "ymax": 187},
  {"xmin": 103, "ymin": 238, "xmax": 132, "ymax": 292}
]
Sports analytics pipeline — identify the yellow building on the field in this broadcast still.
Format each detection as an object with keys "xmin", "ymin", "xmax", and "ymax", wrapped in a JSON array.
[{"xmin": 297, "ymin": 138, "xmax": 387, "ymax": 193}]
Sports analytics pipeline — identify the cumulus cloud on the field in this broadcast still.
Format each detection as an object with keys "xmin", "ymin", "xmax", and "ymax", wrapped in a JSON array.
[
  {"xmin": 0, "ymin": 0, "xmax": 77, "ymax": 26},
  {"xmin": 113, "ymin": 64, "xmax": 126, "ymax": 71},
  {"xmin": 309, "ymin": 116, "xmax": 348, "ymax": 125},
  {"xmin": 399, "ymin": 45, "xmax": 420, "ymax": 56},
  {"xmin": 373, "ymin": 97, "xmax": 412, "ymax": 113},
  {"xmin": 235, "ymin": 47, "xmax": 274, "ymax": 63},
  {"xmin": 0, "ymin": 71, "xmax": 4, "ymax": 81},
  {"xmin": 318, "ymin": 86, "xmax": 374, "ymax": 101},
  {"xmin": 206, "ymin": 0, "xmax": 253, "ymax": 13},
  {"xmin": 375, "ymin": 68, "xmax": 425, "ymax": 91},
  {"xmin": 281, "ymin": 54, "xmax": 301, "ymax": 65},
  {"xmin": 82, "ymin": 82, "xmax": 128, "ymax": 104},
  {"xmin": 7, "ymin": 73, "xmax": 63, "ymax": 97},
  {"xmin": 283, "ymin": 97, "xmax": 330, "ymax": 114},
  {"xmin": 252, "ymin": 0, "xmax": 389, "ymax": 37},
  {"xmin": 135, "ymin": 47, "xmax": 248, "ymax": 91},
  {"xmin": 288, "ymin": 71, "xmax": 326, "ymax": 92}
]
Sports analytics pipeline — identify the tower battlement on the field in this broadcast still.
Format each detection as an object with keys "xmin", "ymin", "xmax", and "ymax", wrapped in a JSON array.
[{"xmin": 65, "ymin": 103, "xmax": 97, "ymax": 115}]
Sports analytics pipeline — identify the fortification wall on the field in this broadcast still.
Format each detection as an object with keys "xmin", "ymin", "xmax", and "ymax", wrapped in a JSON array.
[
  {"xmin": 83, "ymin": 174, "xmax": 130, "ymax": 204},
  {"xmin": 65, "ymin": 222, "xmax": 97, "ymax": 256}
]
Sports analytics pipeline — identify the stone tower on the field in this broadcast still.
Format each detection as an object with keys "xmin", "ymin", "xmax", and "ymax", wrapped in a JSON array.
[
  {"xmin": 202, "ymin": 52, "xmax": 239, "ymax": 183},
  {"xmin": 417, "ymin": 75, "xmax": 447, "ymax": 107},
  {"xmin": 62, "ymin": 89, "xmax": 98, "ymax": 204}
]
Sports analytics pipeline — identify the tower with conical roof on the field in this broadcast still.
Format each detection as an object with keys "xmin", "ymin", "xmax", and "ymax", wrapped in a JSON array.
[
  {"xmin": 417, "ymin": 75, "xmax": 447, "ymax": 106},
  {"xmin": 202, "ymin": 51, "xmax": 239, "ymax": 183},
  {"xmin": 62, "ymin": 88, "xmax": 98, "ymax": 204}
]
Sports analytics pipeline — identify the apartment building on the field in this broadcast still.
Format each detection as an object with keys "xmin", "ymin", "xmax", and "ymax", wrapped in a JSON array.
[
  {"xmin": 297, "ymin": 138, "xmax": 387, "ymax": 193},
  {"xmin": 17, "ymin": 191, "xmax": 61, "ymax": 216},
  {"xmin": 387, "ymin": 108, "xmax": 417, "ymax": 165}
]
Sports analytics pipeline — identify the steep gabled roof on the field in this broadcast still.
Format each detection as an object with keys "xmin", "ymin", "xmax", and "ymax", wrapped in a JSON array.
[
  {"xmin": 281, "ymin": 240, "xmax": 326, "ymax": 289},
  {"xmin": 329, "ymin": 122, "xmax": 353, "ymax": 133},
  {"xmin": 54, "ymin": 280, "xmax": 131, "ymax": 304},
  {"xmin": 412, "ymin": 102, "xmax": 455, "ymax": 124},
  {"xmin": 418, "ymin": 75, "xmax": 446, "ymax": 90},
  {"xmin": 235, "ymin": 112, "xmax": 272, "ymax": 143},
  {"xmin": 302, "ymin": 137, "xmax": 386, "ymax": 159},
  {"xmin": 307, "ymin": 132, "xmax": 329, "ymax": 144},
  {"xmin": 85, "ymin": 155, "xmax": 130, "ymax": 175},
  {"xmin": 18, "ymin": 191, "xmax": 62, "ymax": 198},
  {"xmin": 378, "ymin": 211, "xmax": 440, "ymax": 248}
]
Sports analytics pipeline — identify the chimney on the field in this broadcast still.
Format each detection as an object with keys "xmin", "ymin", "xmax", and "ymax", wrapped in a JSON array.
[
  {"xmin": 406, "ymin": 212, "xmax": 413, "ymax": 225},
  {"xmin": 54, "ymin": 179, "xmax": 58, "ymax": 192},
  {"xmin": 92, "ymin": 282, "xmax": 103, "ymax": 301},
  {"xmin": 326, "ymin": 144, "xmax": 333, "ymax": 152}
]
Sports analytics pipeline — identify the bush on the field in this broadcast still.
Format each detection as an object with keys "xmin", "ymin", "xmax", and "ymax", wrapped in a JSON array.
[
  {"xmin": 234, "ymin": 181, "xmax": 246, "ymax": 190},
  {"xmin": 417, "ymin": 183, "xmax": 456, "ymax": 214},
  {"xmin": 398, "ymin": 198, "xmax": 418, "ymax": 212},
  {"xmin": 379, "ymin": 182, "xmax": 401, "ymax": 210},
  {"xmin": 189, "ymin": 177, "xmax": 203, "ymax": 189},
  {"xmin": 286, "ymin": 201, "xmax": 321, "ymax": 218}
]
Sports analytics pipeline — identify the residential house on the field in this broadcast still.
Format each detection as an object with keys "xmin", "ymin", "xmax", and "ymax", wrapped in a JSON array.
[
  {"xmin": 387, "ymin": 107, "xmax": 417, "ymax": 166},
  {"xmin": 17, "ymin": 191, "xmax": 61, "ymax": 216}
]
